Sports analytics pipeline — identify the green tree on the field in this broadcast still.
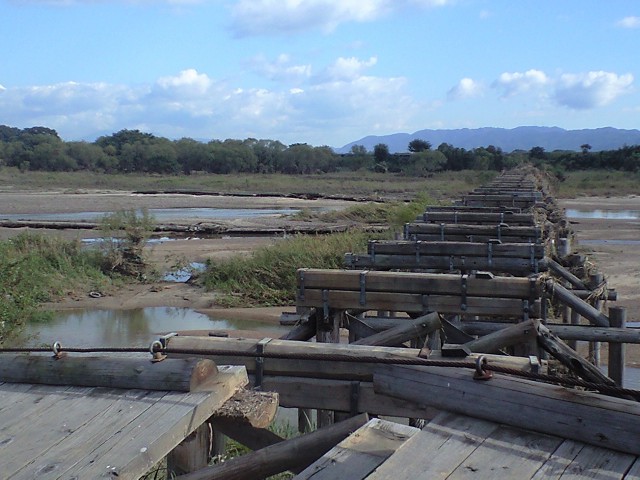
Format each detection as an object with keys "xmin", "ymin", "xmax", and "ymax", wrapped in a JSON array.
[
  {"xmin": 373, "ymin": 143, "xmax": 390, "ymax": 164},
  {"xmin": 408, "ymin": 139, "xmax": 431, "ymax": 153}
]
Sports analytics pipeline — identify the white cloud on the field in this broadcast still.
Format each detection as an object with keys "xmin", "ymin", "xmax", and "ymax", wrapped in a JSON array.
[
  {"xmin": 248, "ymin": 54, "xmax": 312, "ymax": 83},
  {"xmin": 447, "ymin": 77, "xmax": 483, "ymax": 100},
  {"xmin": 320, "ymin": 56, "xmax": 378, "ymax": 82},
  {"xmin": 554, "ymin": 71, "xmax": 633, "ymax": 109},
  {"xmin": 229, "ymin": 0, "xmax": 451, "ymax": 36},
  {"xmin": 617, "ymin": 16, "xmax": 640, "ymax": 28},
  {"xmin": 0, "ymin": 84, "xmax": 5, "ymax": 91},
  {"xmin": 0, "ymin": 62, "xmax": 420, "ymax": 145},
  {"xmin": 493, "ymin": 69, "xmax": 549, "ymax": 98}
]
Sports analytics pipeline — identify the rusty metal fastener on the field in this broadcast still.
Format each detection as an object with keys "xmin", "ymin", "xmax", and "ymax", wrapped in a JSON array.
[
  {"xmin": 149, "ymin": 340, "xmax": 166, "ymax": 363},
  {"xmin": 51, "ymin": 341, "xmax": 66, "ymax": 359},
  {"xmin": 473, "ymin": 355, "xmax": 493, "ymax": 381}
]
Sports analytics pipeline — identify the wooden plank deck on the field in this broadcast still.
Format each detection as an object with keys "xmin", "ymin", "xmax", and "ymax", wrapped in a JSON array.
[
  {"xmin": 306, "ymin": 412, "xmax": 640, "ymax": 480},
  {"xmin": 0, "ymin": 365, "xmax": 247, "ymax": 479}
]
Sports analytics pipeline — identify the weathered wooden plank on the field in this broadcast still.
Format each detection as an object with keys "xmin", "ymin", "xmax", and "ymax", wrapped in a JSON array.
[
  {"xmin": 11, "ymin": 389, "xmax": 167, "ymax": 479},
  {"xmin": 532, "ymin": 442, "xmax": 636, "ymax": 479},
  {"xmin": 446, "ymin": 424, "xmax": 562, "ymax": 479},
  {"xmin": 298, "ymin": 289, "xmax": 539, "ymax": 317},
  {"xmin": 294, "ymin": 419, "xmax": 419, "ymax": 480},
  {"xmin": 0, "ymin": 355, "xmax": 219, "ymax": 392},
  {"xmin": 624, "ymin": 458, "xmax": 640, "ymax": 479},
  {"xmin": 1, "ymin": 386, "xmax": 107, "ymax": 478},
  {"xmin": 406, "ymin": 233, "xmax": 540, "ymax": 243},
  {"xmin": 298, "ymin": 268, "xmax": 541, "ymax": 298},
  {"xmin": 374, "ymin": 364, "xmax": 640, "ymax": 455},
  {"xmin": 424, "ymin": 205, "xmax": 523, "ymax": 213},
  {"xmin": 61, "ymin": 365, "xmax": 248, "ymax": 479},
  {"xmin": 367, "ymin": 412, "xmax": 499, "ymax": 480}
]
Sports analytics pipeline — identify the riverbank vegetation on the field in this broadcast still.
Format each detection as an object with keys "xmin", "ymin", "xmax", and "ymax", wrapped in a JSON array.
[
  {"xmin": 201, "ymin": 196, "xmax": 432, "ymax": 306},
  {"xmin": 0, "ymin": 234, "xmax": 110, "ymax": 344}
]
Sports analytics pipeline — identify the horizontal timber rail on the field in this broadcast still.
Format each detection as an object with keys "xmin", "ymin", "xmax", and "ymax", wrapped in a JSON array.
[
  {"xmin": 404, "ymin": 223, "xmax": 543, "ymax": 243},
  {"xmin": 345, "ymin": 240, "xmax": 544, "ymax": 275},
  {"xmin": 296, "ymin": 268, "xmax": 541, "ymax": 317},
  {"xmin": 416, "ymin": 211, "xmax": 536, "ymax": 226}
]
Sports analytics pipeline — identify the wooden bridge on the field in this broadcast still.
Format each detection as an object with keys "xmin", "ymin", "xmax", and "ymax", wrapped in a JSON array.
[{"xmin": 3, "ymin": 166, "xmax": 640, "ymax": 479}]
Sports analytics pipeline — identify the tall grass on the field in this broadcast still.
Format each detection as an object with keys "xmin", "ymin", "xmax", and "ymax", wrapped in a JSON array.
[
  {"xmin": 202, "ymin": 230, "xmax": 382, "ymax": 306},
  {"xmin": 0, "ymin": 233, "xmax": 110, "ymax": 344},
  {"xmin": 201, "ymin": 195, "xmax": 436, "ymax": 306}
]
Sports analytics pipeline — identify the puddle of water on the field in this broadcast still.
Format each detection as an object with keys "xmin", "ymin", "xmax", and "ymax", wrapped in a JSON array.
[
  {"xmin": 566, "ymin": 209, "xmax": 640, "ymax": 220},
  {"xmin": 163, "ymin": 262, "xmax": 207, "ymax": 282},
  {"xmin": 0, "ymin": 207, "xmax": 302, "ymax": 222},
  {"xmin": 23, "ymin": 307, "xmax": 289, "ymax": 348}
]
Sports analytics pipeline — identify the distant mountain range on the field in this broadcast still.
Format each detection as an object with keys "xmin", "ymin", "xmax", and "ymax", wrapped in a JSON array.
[{"xmin": 336, "ymin": 127, "xmax": 640, "ymax": 154}]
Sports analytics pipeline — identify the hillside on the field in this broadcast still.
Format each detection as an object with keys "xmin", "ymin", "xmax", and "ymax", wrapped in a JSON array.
[{"xmin": 337, "ymin": 126, "xmax": 640, "ymax": 153}]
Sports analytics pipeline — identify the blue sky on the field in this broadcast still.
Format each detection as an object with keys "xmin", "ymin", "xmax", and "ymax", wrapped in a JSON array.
[{"xmin": 1, "ymin": 0, "xmax": 638, "ymax": 148}]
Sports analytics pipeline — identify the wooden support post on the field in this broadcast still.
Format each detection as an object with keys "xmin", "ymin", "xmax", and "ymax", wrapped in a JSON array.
[
  {"xmin": 174, "ymin": 414, "xmax": 370, "ymax": 480},
  {"xmin": 568, "ymin": 309, "xmax": 580, "ymax": 350},
  {"xmin": 608, "ymin": 307, "xmax": 627, "ymax": 387},
  {"xmin": 557, "ymin": 237, "xmax": 571, "ymax": 258},
  {"xmin": 589, "ymin": 272, "xmax": 604, "ymax": 366},
  {"xmin": 167, "ymin": 424, "xmax": 212, "ymax": 475},
  {"xmin": 298, "ymin": 408, "xmax": 313, "ymax": 434},
  {"xmin": 280, "ymin": 315, "xmax": 317, "ymax": 341},
  {"xmin": 316, "ymin": 309, "xmax": 342, "ymax": 427}
]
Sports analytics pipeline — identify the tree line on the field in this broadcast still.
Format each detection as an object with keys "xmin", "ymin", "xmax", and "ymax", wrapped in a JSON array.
[{"xmin": 1, "ymin": 125, "xmax": 639, "ymax": 176}]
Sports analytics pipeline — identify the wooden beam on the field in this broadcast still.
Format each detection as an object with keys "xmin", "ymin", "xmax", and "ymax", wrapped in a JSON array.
[
  {"xmin": 608, "ymin": 307, "xmax": 627, "ymax": 387},
  {"xmin": 298, "ymin": 268, "xmax": 541, "ymax": 298},
  {"xmin": 546, "ymin": 280, "xmax": 610, "ymax": 327},
  {"xmin": 352, "ymin": 312, "xmax": 440, "ymax": 347},
  {"xmin": 174, "ymin": 414, "xmax": 370, "ymax": 480},
  {"xmin": 259, "ymin": 376, "xmax": 440, "ymax": 419},
  {"xmin": 536, "ymin": 323, "xmax": 616, "ymax": 386},
  {"xmin": 374, "ymin": 364, "xmax": 640, "ymax": 455},
  {"xmin": 463, "ymin": 319, "xmax": 538, "ymax": 354},
  {"xmin": 366, "ymin": 240, "xmax": 544, "ymax": 257},
  {"xmin": 165, "ymin": 336, "xmax": 542, "ymax": 382},
  {"xmin": 0, "ymin": 355, "xmax": 218, "ymax": 392},
  {"xmin": 544, "ymin": 258, "xmax": 589, "ymax": 290}
]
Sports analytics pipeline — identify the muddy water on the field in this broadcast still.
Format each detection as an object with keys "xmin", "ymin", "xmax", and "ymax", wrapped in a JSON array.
[{"xmin": 23, "ymin": 307, "xmax": 290, "ymax": 348}]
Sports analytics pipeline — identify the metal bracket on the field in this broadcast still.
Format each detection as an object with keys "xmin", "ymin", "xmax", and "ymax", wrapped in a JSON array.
[
  {"xmin": 421, "ymin": 294, "xmax": 429, "ymax": 314},
  {"xmin": 255, "ymin": 337, "xmax": 272, "ymax": 390},
  {"xmin": 403, "ymin": 224, "xmax": 409, "ymax": 241},
  {"xmin": 453, "ymin": 211, "xmax": 458, "ymax": 224},
  {"xmin": 530, "ymin": 243, "xmax": 536, "ymax": 272},
  {"xmin": 460, "ymin": 274, "xmax": 468, "ymax": 312},
  {"xmin": 149, "ymin": 340, "xmax": 166, "ymax": 363},
  {"xmin": 350, "ymin": 381, "xmax": 360, "ymax": 416},
  {"xmin": 359, "ymin": 271, "xmax": 368, "ymax": 306},
  {"xmin": 370, "ymin": 242, "xmax": 376, "ymax": 262},
  {"xmin": 440, "ymin": 223, "xmax": 445, "ymax": 241},
  {"xmin": 298, "ymin": 269, "xmax": 306, "ymax": 301},
  {"xmin": 159, "ymin": 332, "xmax": 177, "ymax": 349},
  {"xmin": 415, "ymin": 241, "xmax": 420, "ymax": 264},
  {"xmin": 487, "ymin": 242, "xmax": 493, "ymax": 268},
  {"xmin": 322, "ymin": 289, "xmax": 329, "ymax": 320},
  {"xmin": 529, "ymin": 355, "xmax": 540, "ymax": 374},
  {"xmin": 51, "ymin": 341, "xmax": 66, "ymax": 360},
  {"xmin": 449, "ymin": 255, "xmax": 454, "ymax": 272},
  {"xmin": 522, "ymin": 299, "xmax": 530, "ymax": 322},
  {"xmin": 473, "ymin": 355, "xmax": 493, "ymax": 380}
]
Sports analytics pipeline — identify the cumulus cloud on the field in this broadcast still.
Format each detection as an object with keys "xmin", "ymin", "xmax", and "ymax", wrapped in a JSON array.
[
  {"xmin": 617, "ymin": 16, "xmax": 640, "ymax": 28},
  {"xmin": 493, "ymin": 69, "xmax": 549, "ymax": 98},
  {"xmin": 248, "ymin": 54, "xmax": 312, "ymax": 83},
  {"xmin": 229, "ymin": 0, "xmax": 451, "ymax": 36},
  {"xmin": 0, "ymin": 60, "xmax": 419, "ymax": 145},
  {"xmin": 447, "ymin": 77, "xmax": 483, "ymax": 100},
  {"xmin": 554, "ymin": 71, "xmax": 634, "ymax": 109},
  {"xmin": 318, "ymin": 56, "xmax": 378, "ymax": 82}
]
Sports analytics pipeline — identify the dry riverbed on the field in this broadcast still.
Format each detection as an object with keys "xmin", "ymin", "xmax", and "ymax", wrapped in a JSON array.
[{"xmin": 1, "ymin": 190, "xmax": 639, "ymax": 342}]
